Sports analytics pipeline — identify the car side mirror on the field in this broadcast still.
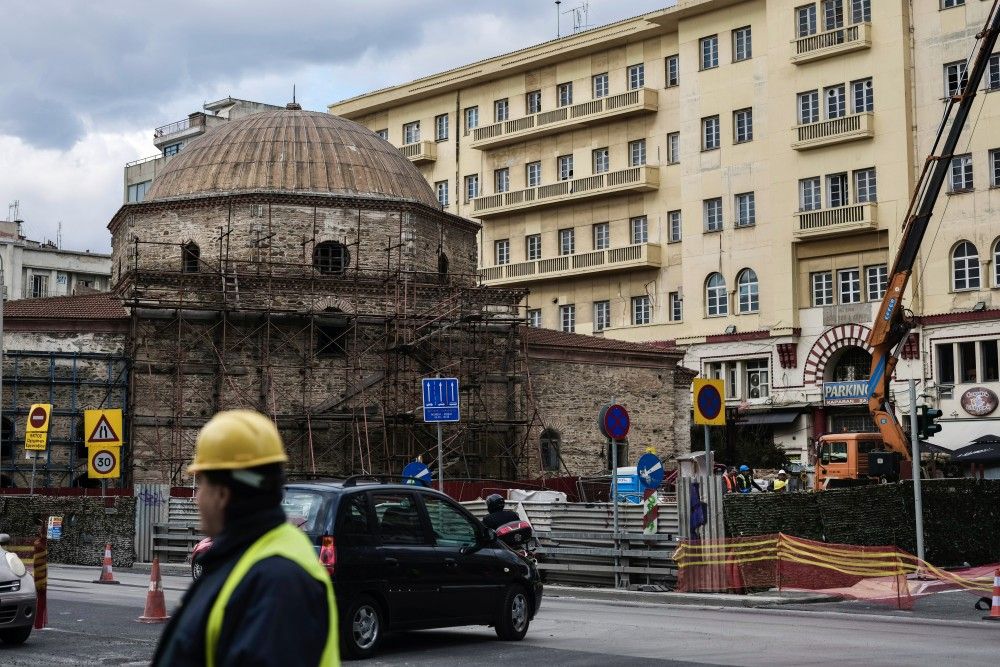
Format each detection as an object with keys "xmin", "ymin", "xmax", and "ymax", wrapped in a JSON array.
[{"xmin": 0, "ymin": 533, "xmax": 9, "ymax": 546}]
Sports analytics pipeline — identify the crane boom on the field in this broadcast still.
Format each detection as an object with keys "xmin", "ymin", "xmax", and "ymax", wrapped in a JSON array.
[{"xmin": 866, "ymin": 1, "xmax": 1000, "ymax": 458}]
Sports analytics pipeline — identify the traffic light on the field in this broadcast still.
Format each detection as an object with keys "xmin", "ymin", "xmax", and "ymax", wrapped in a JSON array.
[{"xmin": 918, "ymin": 405, "xmax": 944, "ymax": 439}]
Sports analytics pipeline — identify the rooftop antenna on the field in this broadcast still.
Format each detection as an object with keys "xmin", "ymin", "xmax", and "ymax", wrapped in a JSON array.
[
  {"xmin": 57, "ymin": 221, "xmax": 62, "ymax": 249},
  {"xmin": 555, "ymin": 1, "xmax": 561, "ymax": 38},
  {"xmin": 7, "ymin": 200, "xmax": 20, "ymax": 222},
  {"xmin": 286, "ymin": 84, "xmax": 302, "ymax": 111},
  {"xmin": 566, "ymin": 2, "xmax": 591, "ymax": 34}
]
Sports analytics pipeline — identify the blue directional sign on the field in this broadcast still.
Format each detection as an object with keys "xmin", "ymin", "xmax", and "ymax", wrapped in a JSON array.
[
  {"xmin": 422, "ymin": 377, "xmax": 460, "ymax": 422},
  {"xmin": 402, "ymin": 461, "xmax": 433, "ymax": 487},
  {"xmin": 636, "ymin": 453, "xmax": 664, "ymax": 491}
]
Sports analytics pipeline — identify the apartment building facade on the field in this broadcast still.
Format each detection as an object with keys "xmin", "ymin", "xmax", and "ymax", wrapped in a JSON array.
[
  {"xmin": 0, "ymin": 220, "xmax": 111, "ymax": 300},
  {"xmin": 331, "ymin": 0, "xmax": 1000, "ymax": 463}
]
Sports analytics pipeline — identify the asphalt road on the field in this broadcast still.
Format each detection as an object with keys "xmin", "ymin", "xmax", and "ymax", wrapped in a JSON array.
[{"xmin": 3, "ymin": 566, "xmax": 1000, "ymax": 666}]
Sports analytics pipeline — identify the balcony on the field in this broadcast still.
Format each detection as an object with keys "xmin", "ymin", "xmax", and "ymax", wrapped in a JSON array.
[
  {"xmin": 398, "ymin": 140, "xmax": 437, "ymax": 164},
  {"xmin": 794, "ymin": 203, "xmax": 878, "ymax": 240},
  {"xmin": 471, "ymin": 166, "xmax": 659, "ymax": 218},
  {"xmin": 792, "ymin": 112, "xmax": 874, "ymax": 150},
  {"xmin": 471, "ymin": 88, "xmax": 658, "ymax": 150},
  {"xmin": 478, "ymin": 243, "xmax": 662, "ymax": 286},
  {"xmin": 791, "ymin": 22, "xmax": 871, "ymax": 65}
]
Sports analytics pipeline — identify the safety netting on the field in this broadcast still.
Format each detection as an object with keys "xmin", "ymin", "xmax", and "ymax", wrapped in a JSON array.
[{"xmin": 674, "ymin": 533, "xmax": 998, "ymax": 609}]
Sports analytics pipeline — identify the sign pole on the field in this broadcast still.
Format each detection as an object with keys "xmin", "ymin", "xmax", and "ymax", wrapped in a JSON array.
[
  {"xmin": 437, "ymin": 421, "xmax": 444, "ymax": 492},
  {"xmin": 703, "ymin": 424, "xmax": 711, "ymax": 474},
  {"xmin": 908, "ymin": 379, "xmax": 925, "ymax": 564},
  {"xmin": 610, "ymin": 436, "xmax": 619, "ymax": 589},
  {"xmin": 30, "ymin": 454, "xmax": 36, "ymax": 496}
]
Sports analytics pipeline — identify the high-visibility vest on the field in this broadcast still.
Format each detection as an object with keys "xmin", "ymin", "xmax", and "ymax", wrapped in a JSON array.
[
  {"xmin": 723, "ymin": 475, "xmax": 734, "ymax": 492},
  {"xmin": 205, "ymin": 522, "xmax": 339, "ymax": 666}
]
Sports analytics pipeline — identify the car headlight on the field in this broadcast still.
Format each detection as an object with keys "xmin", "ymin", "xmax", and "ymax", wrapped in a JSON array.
[{"xmin": 5, "ymin": 552, "xmax": 26, "ymax": 578}]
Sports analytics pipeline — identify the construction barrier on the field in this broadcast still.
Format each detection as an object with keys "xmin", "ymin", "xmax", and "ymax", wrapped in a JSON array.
[{"xmin": 7, "ymin": 536, "xmax": 47, "ymax": 629}]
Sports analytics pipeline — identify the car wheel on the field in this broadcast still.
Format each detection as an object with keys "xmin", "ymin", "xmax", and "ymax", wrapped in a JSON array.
[
  {"xmin": 341, "ymin": 594, "xmax": 384, "ymax": 660},
  {"xmin": 0, "ymin": 625, "xmax": 32, "ymax": 645},
  {"xmin": 192, "ymin": 561, "xmax": 203, "ymax": 580},
  {"xmin": 495, "ymin": 585, "xmax": 530, "ymax": 641}
]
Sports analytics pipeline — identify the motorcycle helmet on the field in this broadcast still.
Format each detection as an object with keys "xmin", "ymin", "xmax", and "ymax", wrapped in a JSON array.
[{"xmin": 486, "ymin": 493, "xmax": 505, "ymax": 513}]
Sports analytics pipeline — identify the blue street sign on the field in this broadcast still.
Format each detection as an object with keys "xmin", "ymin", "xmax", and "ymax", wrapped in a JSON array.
[
  {"xmin": 402, "ymin": 461, "xmax": 433, "ymax": 487},
  {"xmin": 600, "ymin": 403, "xmax": 631, "ymax": 440},
  {"xmin": 422, "ymin": 377, "xmax": 460, "ymax": 422},
  {"xmin": 636, "ymin": 453, "xmax": 664, "ymax": 491}
]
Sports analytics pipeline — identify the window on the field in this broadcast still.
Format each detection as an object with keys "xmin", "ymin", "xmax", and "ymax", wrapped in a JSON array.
[
  {"xmin": 495, "ymin": 168, "xmax": 510, "ymax": 193},
  {"xmin": 559, "ymin": 228, "xmax": 575, "ymax": 255},
  {"xmin": 526, "ymin": 161, "xmax": 542, "ymax": 187},
  {"xmin": 593, "ymin": 223, "xmax": 609, "ymax": 250},
  {"xmin": 593, "ymin": 147, "xmax": 610, "ymax": 174},
  {"xmin": 797, "ymin": 4, "xmax": 817, "ymax": 38},
  {"xmin": 855, "ymin": 168, "xmax": 877, "ymax": 202},
  {"xmin": 632, "ymin": 295, "xmax": 651, "ymax": 325},
  {"xmin": 424, "ymin": 497, "xmax": 478, "ymax": 548},
  {"xmin": 435, "ymin": 180, "xmax": 449, "ymax": 207},
  {"xmin": 706, "ymin": 273, "xmax": 728, "ymax": 316},
  {"xmin": 527, "ymin": 309, "xmax": 542, "ymax": 328},
  {"xmin": 734, "ymin": 108, "xmax": 753, "ymax": 143},
  {"xmin": 540, "ymin": 429, "xmax": 561, "ymax": 471},
  {"xmin": 314, "ymin": 241, "xmax": 350, "ymax": 275},
  {"xmin": 989, "ymin": 54, "xmax": 1000, "ymax": 91},
  {"xmin": 667, "ymin": 132, "xmax": 680, "ymax": 164},
  {"xmin": 851, "ymin": 0, "xmax": 871, "ymax": 23},
  {"xmin": 823, "ymin": 0, "xmax": 844, "ymax": 31},
  {"xmin": 704, "ymin": 197, "xmax": 723, "ymax": 232},
  {"xmin": 593, "ymin": 73, "xmax": 609, "ymax": 98},
  {"xmin": 952, "ymin": 241, "xmax": 981, "ymax": 290},
  {"xmin": 494, "ymin": 98, "xmax": 509, "ymax": 123},
  {"xmin": 337, "ymin": 494, "xmax": 373, "ymax": 545},
  {"xmin": 127, "ymin": 180, "xmax": 151, "ymax": 203},
  {"xmin": 737, "ymin": 269, "xmax": 759, "ymax": 313},
  {"xmin": 669, "ymin": 292, "xmax": 683, "ymax": 321},
  {"xmin": 995, "ymin": 239, "xmax": 1000, "ymax": 286},
  {"xmin": 373, "ymin": 492, "xmax": 427, "ymax": 545},
  {"xmin": 558, "ymin": 82, "xmax": 573, "ymax": 107},
  {"xmin": 852, "ymin": 78, "xmax": 874, "ymax": 113},
  {"xmin": 992, "ymin": 149, "xmax": 1000, "ymax": 187},
  {"xmin": 631, "ymin": 216, "xmax": 648, "ymax": 244},
  {"xmin": 435, "ymin": 114, "xmax": 448, "ymax": 141},
  {"xmin": 825, "ymin": 84, "xmax": 846, "ymax": 119},
  {"xmin": 465, "ymin": 174, "xmax": 479, "ymax": 202},
  {"xmin": 526, "ymin": 90, "xmax": 542, "ymax": 114},
  {"xmin": 827, "ymin": 172, "xmax": 849, "ymax": 207},
  {"xmin": 745, "ymin": 359, "xmax": 770, "ymax": 399},
  {"xmin": 495, "ymin": 239, "xmax": 510, "ymax": 266},
  {"xmin": 629, "ymin": 139, "xmax": 646, "ymax": 166},
  {"xmin": 628, "ymin": 63, "xmax": 645, "ymax": 90},
  {"xmin": 375, "ymin": 128, "xmax": 389, "ymax": 140},
  {"xmin": 702, "ymin": 115, "xmax": 720, "ymax": 150},
  {"xmin": 798, "ymin": 90, "xmax": 820, "ymax": 124},
  {"xmin": 984, "ymin": 340, "xmax": 1000, "ymax": 382},
  {"xmin": 950, "ymin": 154, "xmax": 973, "ymax": 192},
  {"xmin": 937, "ymin": 343, "xmax": 956, "ymax": 385},
  {"xmin": 560, "ymin": 304, "xmax": 576, "ymax": 333},
  {"xmin": 942, "ymin": 0, "xmax": 965, "ymax": 8},
  {"xmin": 812, "ymin": 271, "xmax": 834, "ymax": 306},
  {"xmin": 594, "ymin": 300, "xmax": 611, "ymax": 332},
  {"xmin": 666, "ymin": 55, "xmax": 679, "ymax": 87},
  {"xmin": 735, "ymin": 192, "xmax": 755, "ymax": 227},
  {"xmin": 182, "ymin": 242, "xmax": 200, "ymax": 273},
  {"xmin": 707, "ymin": 362, "xmax": 739, "ymax": 400},
  {"xmin": 403, "ymin": 121, "xmax": 420, "ymax": 144},
  {"xmin": 733, "ymin": 26, "xmax": 752, "ymax": 61},
  {"xmin": 700, "ymin": 35, "xmax": 719, "ymax": 70},
  {"xmin": 820, "ymin": 441, "xmax": 849, "ymax": 465},
  {"xmin": 866, "ymin": 264, "xmax": 887, "ymax": 301},
  {"xmin": 527, "ymin": 234, "xmax": 542, "ymax": 261},
  {"xmin": 464, "ymin": 106, "xmax": 479, "ymax": 133},
  {"xmin": 799, "ymin": 177, "xmax": 821, "ymax": 211},
  {"xmin": 668, "ymin": 210, "xmax": 682, "ymax": 242},
  {"xmin": 945, "ymin": 61, "xmax": 968, "ymax": 98},
  {"xmin": 839, "ymin": 268, "xmax": 861, "ymax": 304},
  {"xmin": 558, "ymin": 154, "xmax": 574, "ymax": 181},
  {"xmin": 162, "ymin": 143, "xmax": 182, "ymax": 157},
  {"xmin": 960, "ymin": 341, "xmax": 977, "ymax": 383}
]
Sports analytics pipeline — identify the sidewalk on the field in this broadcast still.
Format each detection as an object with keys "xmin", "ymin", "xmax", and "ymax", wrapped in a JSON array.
[{"xmin": 546, "ymin": 584, "xmax": 838, "ymax": 608}]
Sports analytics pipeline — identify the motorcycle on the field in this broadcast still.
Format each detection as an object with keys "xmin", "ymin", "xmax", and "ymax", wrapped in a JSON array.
[{"xmin": 494, "ymin": 520, "xmax": 538, "ymax": 562}]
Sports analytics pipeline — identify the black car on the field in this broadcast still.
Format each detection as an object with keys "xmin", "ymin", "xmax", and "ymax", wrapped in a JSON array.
[{"xmin": 278, "ymin": 478, "xmax": 543, "ymax": 660}]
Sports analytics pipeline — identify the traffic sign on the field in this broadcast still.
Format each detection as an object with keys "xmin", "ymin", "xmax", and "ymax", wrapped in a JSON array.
[
  {"xmin": 47, "ymin": 516, "xmax": 63, "ymax": 541},
  {"xmin": 402, "ymin": 461, "xmax": 432, "ymax": 487},
  {"xmin": 422, "ymin": 378, "xmax": 460, "ymax": 422},
  {"xmin": 88, "ymin": 446, "xmax": 121, "ymax": 479},
  {"xmin": 693, "ymin": 379, "xmax": 726, "ymax": 426},
  {"xmin": 85, "ymin": 409, "xmax": 123, "ymax": 446},
  {"xmin": 25, "ymin": 404, "xmax": 51, "ymax": 432},
  {"xmin": 636, "ymin": 452, "xmax": 664, "ymax": 490},
  {"xmin": 599, "ymin": 403, "xmax": 631, "ymax": 440}
]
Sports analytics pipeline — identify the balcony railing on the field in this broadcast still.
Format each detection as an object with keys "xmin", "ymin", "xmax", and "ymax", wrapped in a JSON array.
[
  {"xmin": 478, "ymin": 243, "xmax": 662, "ymax": 286},
  {"xmin": 794, "ymin": 202, "xmax": 878, "ymax": 239},
  {"xmin": 792, "ymin": 112, "xmax": 874, "ymax": 150},
  {"xmin": 154, "ymin": 118, "xmax": 191, "ymax": 138},
  {"xmin": 397, "ymin": 140, "xmax": 437, "ymax": 164},
  {"xmin": 471, "ymin": 88, "xmax": 658, "ymax": 150},
  {"xmin": 471, "ymin": 166, "xmax": 659, "ymax": 218},
  {"xmin": 791, "ymin": 22, "xmax": 871, "ymax": 64}
]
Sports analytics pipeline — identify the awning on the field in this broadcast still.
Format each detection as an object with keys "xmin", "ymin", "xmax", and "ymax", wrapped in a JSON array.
[
  {"xmin": 951, "ymin": 435, "xmax": 1000, "ymax": 462},
  {"xmin": 739, "ymin": 412, "xmax": 800, "ymax": 426}
]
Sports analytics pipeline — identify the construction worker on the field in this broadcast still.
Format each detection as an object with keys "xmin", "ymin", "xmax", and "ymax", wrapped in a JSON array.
[
  {"xmin": 735, "ymin": 465, "xmax": 765, "ymax": 494},
  {"xmin": 772, "ymin": 469, "xmax": 790, "ymax": 493},
  {"xmin": 723, "ymin": 466, "xmax": 738, "ymax": 493},
  {"xmin": 152, "ymin": 410, "xmax": 339, "ymax": 666}
]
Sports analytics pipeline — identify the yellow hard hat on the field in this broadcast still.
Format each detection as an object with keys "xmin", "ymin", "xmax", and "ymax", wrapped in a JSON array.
[{"xmin": 187, "ymin": 410, "xmax": 288, "ymax": 473}]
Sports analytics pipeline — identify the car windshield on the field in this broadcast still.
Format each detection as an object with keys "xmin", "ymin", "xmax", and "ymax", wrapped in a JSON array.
[{"xmin": 282, "ymin": 490, "xmax": 325, "ymax": 532}]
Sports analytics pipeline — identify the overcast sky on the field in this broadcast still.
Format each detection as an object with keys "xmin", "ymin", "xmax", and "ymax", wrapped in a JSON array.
[{"xmin": 0, "ymin": 1, "xmax": 672, "ymax": 253}]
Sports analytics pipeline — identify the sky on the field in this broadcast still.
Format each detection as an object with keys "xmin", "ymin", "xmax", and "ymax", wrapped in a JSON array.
[{"xmin": 0, "ymin": 1, "xmax": 673, "ymax": 253}]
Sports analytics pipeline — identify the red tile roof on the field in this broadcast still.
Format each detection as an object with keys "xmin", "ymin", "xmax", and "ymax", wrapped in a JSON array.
[
  {"xmin": 523, "ymin": 326, "xmax": 681, "ymax": 356},
  {"xmin": 3, "ymin": 292, "xmax": 127, "ymax": 320}
]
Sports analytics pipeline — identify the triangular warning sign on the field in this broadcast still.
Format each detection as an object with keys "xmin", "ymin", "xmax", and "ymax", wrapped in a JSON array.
[{"xmin": 88, "ymin": 414, "xmax": 119, "ymax": 443}]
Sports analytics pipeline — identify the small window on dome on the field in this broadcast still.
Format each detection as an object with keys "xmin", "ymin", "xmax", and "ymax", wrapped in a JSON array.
[
  {"xmin": 182, "ymin": 242, "xmax": 200, "ymax": 273},
  {"xmin": 314, "ymin": 241, "xmax": 350, "ymax": 275}
]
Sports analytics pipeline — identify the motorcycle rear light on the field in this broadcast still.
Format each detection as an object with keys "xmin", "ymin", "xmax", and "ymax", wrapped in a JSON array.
[{"xmin": 319, "ymin": 535, "xmax": 336, "ymax": 576}]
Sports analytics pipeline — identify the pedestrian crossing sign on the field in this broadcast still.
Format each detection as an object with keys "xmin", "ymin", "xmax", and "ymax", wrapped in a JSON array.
[{"xmin": 85, "ymin": 409, "xmax": 123, "ymax": 447}]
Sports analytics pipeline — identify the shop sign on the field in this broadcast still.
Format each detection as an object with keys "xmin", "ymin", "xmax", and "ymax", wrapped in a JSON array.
[
  {"xmin": 960, "ymin": 387, "xmax": 998, "ymax": 417},
  {"xmin": 823, "ymin": 380, "xmax": 869, "ymax": 405}
]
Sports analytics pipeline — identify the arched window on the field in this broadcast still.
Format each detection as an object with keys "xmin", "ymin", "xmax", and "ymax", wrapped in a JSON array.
[
  {"xmin": 993, "ymin": 239, "xmax": 1000, "ymax": 287},
  {"xmin": 182, "ymin": 242, "xmax": 200, "ymax": 273},
  {"xmin": 539, "ymin": 429, "xmax": 561, "ymax": 472},
  {"xmin": 706, "ymin": 273, "xmax": 728, "ymax": 317},
  {"xmin": 0, "ymin": 416, "xmax": 12, "ymax": 459},
  {"xmin": 437, "ymin": 251, "xmax": 449, "ymax": 283},
  {"xmin": 314, "ymin": 241, "xmax": 350, "ymax": 275},
  {"xmin": 737, "ymin": 268, "xmax": 759, "ymax": 314},
  {"xmin": 952, "ymin": 241, "xmax": 980, "ymax": 291}
]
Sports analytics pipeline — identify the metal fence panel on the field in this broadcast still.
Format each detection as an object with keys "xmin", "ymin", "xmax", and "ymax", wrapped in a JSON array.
[{"xmin": 133, "ymin": 484, "xmax": 169, "ymax": 562}]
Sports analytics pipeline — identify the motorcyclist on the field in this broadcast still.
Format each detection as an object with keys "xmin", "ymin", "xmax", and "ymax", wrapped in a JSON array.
[{"xmin": 482, "ymin": 494, "xmax": 520, "ymax": 529}]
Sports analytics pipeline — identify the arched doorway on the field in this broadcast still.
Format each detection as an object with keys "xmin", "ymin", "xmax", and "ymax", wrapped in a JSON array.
[{"xmin": 824, "ymin": 345, "xmax": 875, "ymax": 433}]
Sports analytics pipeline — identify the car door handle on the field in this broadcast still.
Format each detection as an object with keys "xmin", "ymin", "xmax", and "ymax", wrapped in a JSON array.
[
  {"xmin": 444, "ymin": 558, "xmax": 458, "ymax": 568},
  {"xmin": 385, "ymin": 557, "xmax": 400, "ymax": 567}
]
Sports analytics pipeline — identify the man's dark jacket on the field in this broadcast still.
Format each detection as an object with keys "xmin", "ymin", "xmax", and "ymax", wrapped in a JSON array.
[{"xmin": 482, "ymin": 509, "xmax": 521, "ymax": 529}]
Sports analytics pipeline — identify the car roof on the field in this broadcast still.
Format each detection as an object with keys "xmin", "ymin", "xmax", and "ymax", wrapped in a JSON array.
[{"xmin": 285, "ymin": 480, "xmax": 449, "ymax": 496}]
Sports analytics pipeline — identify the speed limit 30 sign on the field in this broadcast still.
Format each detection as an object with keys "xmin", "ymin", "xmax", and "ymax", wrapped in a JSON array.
[{"xmin": 88, "ymin": 447, "xmax": 121, "ymax": 479}]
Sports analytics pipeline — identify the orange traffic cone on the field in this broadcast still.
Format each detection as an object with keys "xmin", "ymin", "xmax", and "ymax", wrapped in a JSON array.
[
  {"xmin": 138, "ymin": 557, "xmax": 170, "ymax": 623},
  {"xmin": 93, "ymin": 543, "xmax": 120, "ymax": 584},
  {"xmin": 984, "ymin": 568, "xmax": 1000, "ymax": 621}
]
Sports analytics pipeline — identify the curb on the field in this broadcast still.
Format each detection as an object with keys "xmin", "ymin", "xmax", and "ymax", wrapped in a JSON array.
[{"xmin": 545, "ymin": 585, "xmax": 838, "ymax": 608}]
